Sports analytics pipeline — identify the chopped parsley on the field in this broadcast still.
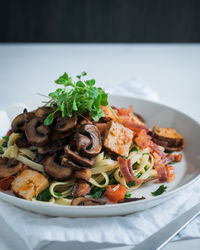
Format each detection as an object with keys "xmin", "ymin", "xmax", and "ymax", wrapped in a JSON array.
[
  {"xmin": 127, "ymin": 181, "xmax": 136, "ymax": 187},
  {"xmin": 44, "ymin": 72, "xmax": 108, "ymax": 125},
  {"xmin": 136, "ymin": 172, "xmax": 142, "ymax": 178},
  {"xmin": 143, "ymin": 153, "xmax": 149, "ymax": 156},
  {"xmin": 125, "ymin": 193, "xmax": 132, "ymax": 198},
  {"xmin": 169, "ymin": 161, "xmax": 176, "ymax": 165},
  {"xmin": 144, "ymin": 165, "xmax": 148, "ymax": 171},
  {"xmin": 129, "ymin": 146, "xmax": 138, "ymax": 153},
  {"xmin": 151, "ymin": 185, "xmax": 167, "ymax": 196}
]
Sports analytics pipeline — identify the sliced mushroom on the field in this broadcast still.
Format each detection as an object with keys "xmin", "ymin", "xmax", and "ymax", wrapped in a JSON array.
[
  {"xmin": 11, "ymin": 110, "xmax": 35, "ymax": 133},
  {"xmin": 76, "ymin": 134, "xmax": 92, "ymax": 152},
  {"xmin": 61, "ymin": 156, "xmax": 86, "ymax": 170},
  {"xmin": 71, "ymin": 197, "xmax": 106, "ymax": 206},
  {"xmin": 25, "ymin": 117, "xmax": 50, "ymax": 146},
  {"xmin": 0, "ymin": 157, "xmax": 23, "ymax": 178},
  {"xmin": 44, "ymin": 155, "xmax": 73, "ymax": 181},
  {"xmin": 35, "ymin": 107, "xmax": 53, "ymax": 119},
  {"xmin": 37, "ymin": 138, "xmax": 68, "ymax": 155},
  {"xmin": 77, "ymin": 124, "xmax": 102, "ymax": 157},
  {"xmin": 64, "ymin": 145, "xmax": 95, "ymax": 168},
  {"xmin": 71, "ymin": 179, "xmax": 91, "ymax": 197},
  {"xmin": 55, "ymin": 112, "xmax": 77, "ymax": 134}
]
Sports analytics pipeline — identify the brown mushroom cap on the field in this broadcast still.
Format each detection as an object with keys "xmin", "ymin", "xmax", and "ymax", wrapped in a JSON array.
[
  {"xmin": 76, "ymin": 124, "xmax": 102, "ymax": 157},
  {"xmin": 71, "ymin": 197, "xmax": 106, "ymax": 206},
  {"xmin": 64, "ymin": 145, "xmax": 95, "ymax": 168},
  {"xmin": 55, "ymin": 112, "xmax": 77, "ymax": 134},
  {"xmin": 11, "ymin": 111, "xmax": 35, "ymax": 133},
  {"xmin": 44, "ymin": 155, "xmax": 73, "ymax": 181},
  {"xmin": 25, "ymin": 117, "xmax": 50, "ymax": 146},
  {"xmin": 0, "ymin": 157, "xmax": 23, "ymax": 178},
  {"xmin": 35, "ymin": 107, "xmax": 53, "ymax": 119}
]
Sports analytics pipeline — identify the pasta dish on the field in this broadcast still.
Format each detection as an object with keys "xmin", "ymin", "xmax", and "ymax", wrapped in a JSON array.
[{"xmin": 0, "ymin": 72, "xmax": 184, "ymax": 206}]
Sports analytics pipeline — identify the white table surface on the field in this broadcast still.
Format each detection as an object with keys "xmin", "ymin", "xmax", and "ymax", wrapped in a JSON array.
[{"xmin": 0, "ymin": 43, "xmax": 200, "ymax": 250}]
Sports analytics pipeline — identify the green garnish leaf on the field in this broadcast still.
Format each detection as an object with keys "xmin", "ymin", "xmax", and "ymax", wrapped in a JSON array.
[
  {"xmin": 123, "ymin": 156, "xmax": 129, "ymax": 159},
  {"xmin": 55, "ymin": 72, "xmax": 74, "ymax": 87},
  {"xmin": 44, "ymin": 72, "xmax": 108, "ymax": 125},
  {"xmin": 129, "ymin": 146, "xmax": 138, "ymax": 153},
  {"xmin": 91, "ymin": 187, "xmax": 106, "ymax": 199},
  {"xmin": 36, "ymin": 187, "xmax": 52, "ymax": 202},
  {"xmin": 127, "ymin": 181, "xmax": 136, "ymax": 187},
  {"xmin": 2, "ymin": 136, "xmax": 9, "ymax": 147},
  {"xmin": 125, "ymin": 193, "xmax": 132, "ymax": 198},
  {"xmin": 144, "ymin": 165, "xmax": 148, "ymax": 171},
  {"xmin": 44, "ymin": 113, "xmax": 55, "ymax": 126},
  {"xmin": 151, "ymin": 185, "xmax": 167, "ymax": 196},
  {"xmin": 76, "ymin": 71, "xmax": 87, "ymax": 79},
  {"xmin": 0, "ymin": 148, "xmax": 4, "ymax": 154}
]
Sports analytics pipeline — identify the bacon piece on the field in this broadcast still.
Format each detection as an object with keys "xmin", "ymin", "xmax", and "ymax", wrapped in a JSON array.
[
  {"xmin": 118, "ymin": 157, "xmax": 158, "ymax": 184},
  {"xmin": 134, "ymin": 129, "xmax": 151, "ymax": 149},
  {"xmin": 149, "ymin": 141, "xmax": 167, "ymax": 159},
  {"xmin": 121, "ymin": 120, "xmax": 148, "ymax": 133},
  {"xmin": 153, "ymin": 152, "xmax": 168, "ymax": 182},
  {"xmin": 74, "ymin": 168, "xmax": 92, "ymax": 181},
  {"xmin": 0, "ymin": 176, "xmax": 15, "ymax": 191}
]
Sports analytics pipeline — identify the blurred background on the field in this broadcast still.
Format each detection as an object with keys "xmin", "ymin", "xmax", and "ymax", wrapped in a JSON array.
[{"xmin": 1, "ymin": 0, "xmax": 200, "ymax": 43}]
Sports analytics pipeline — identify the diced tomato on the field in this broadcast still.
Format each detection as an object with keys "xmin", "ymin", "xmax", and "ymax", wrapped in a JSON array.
[
  {"xmin": 166, "ymin": 165, "xmax": 175, "ymax": 182},
  {"xmin": 104, "ymin": 184, "xmax": 127, "ymax": 203}
]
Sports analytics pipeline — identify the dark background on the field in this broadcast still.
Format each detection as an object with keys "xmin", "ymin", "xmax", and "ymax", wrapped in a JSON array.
[{"xmin": 1, "ymin": 0, "xmax": 200, "ymax": 43}]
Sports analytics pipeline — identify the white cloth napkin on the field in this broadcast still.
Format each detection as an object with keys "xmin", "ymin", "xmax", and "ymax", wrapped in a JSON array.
[{"xmin": 0, "ymin": 83, "xmax": 200, "ymax": 250}]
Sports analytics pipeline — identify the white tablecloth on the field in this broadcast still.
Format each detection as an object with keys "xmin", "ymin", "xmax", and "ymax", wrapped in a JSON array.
[{"xmin": 0, "ymin": 44, "xmax": 200, "ymax": 250}]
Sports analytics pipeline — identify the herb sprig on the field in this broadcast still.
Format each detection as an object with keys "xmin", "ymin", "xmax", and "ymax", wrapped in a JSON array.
[{"xmin": 44, "ymin": 72, "xmax": 108, "ymax": 125}]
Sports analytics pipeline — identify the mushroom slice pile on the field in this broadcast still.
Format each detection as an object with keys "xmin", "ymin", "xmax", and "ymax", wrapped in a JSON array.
[
  {"xmin": 0, "ymin": 157, "xmax": 23, "ymax": 178},
  {"xmin": 64, "ymin": 145, "xmax": 95, "ymax": 168},
  {"xmin": 11, "ymin": 110, "xmax": 35, "ymax": 133},
  {"xmin": 76, "ymin": 124, "xmax": 102, "ymax": 157},
  {"xmin": 44, "ymin": 155, "xmax": 73, "ymax": 181},
  {"xmin": 71, "ymin": 197, "xmax": 106, "ymax": 206},
  {"xmin": 55, "ymin": 112, "xmax": 77, "ymax": 134},
  {"xmin": 25, "ymin": 117, "xmax": 50, "ymax": 146}
]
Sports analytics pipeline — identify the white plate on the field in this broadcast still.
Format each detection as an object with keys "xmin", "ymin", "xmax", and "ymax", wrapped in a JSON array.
[{"xmin": 0, "ymin": 95, "xmax": 200, "ymax": 217}]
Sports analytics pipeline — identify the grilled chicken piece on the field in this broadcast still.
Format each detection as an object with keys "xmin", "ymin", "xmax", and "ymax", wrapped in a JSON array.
[
  {"xmin": 11, "ymin": 169, "xmax": 49, "ymax": 200},
  {"xmin": 104, "ymin": 121, "xmax": 133, "ymax": 156}
]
